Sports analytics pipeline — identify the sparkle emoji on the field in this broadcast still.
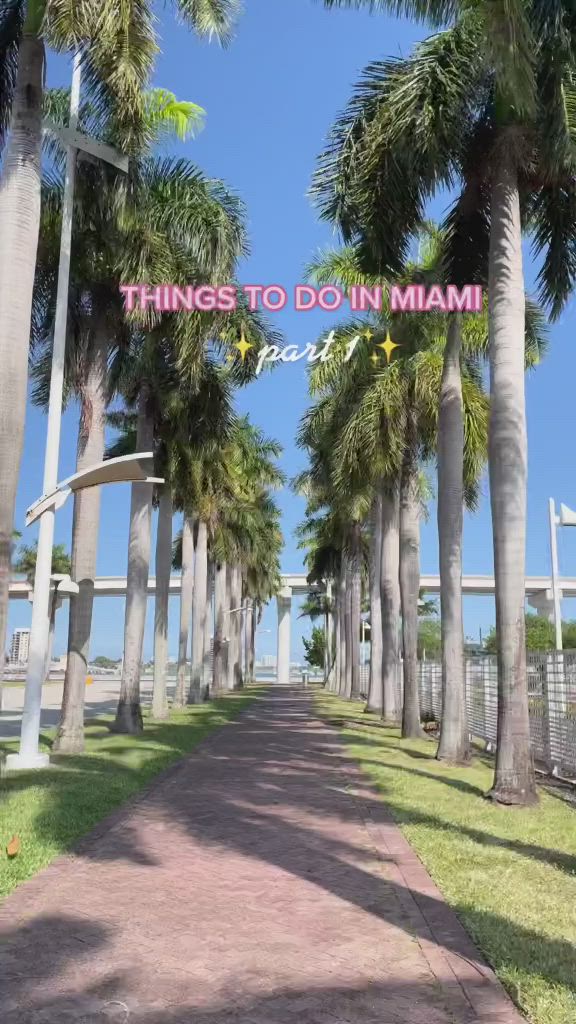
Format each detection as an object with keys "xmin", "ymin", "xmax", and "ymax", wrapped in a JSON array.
[
  {"xmin": 376, "ymin": 331, "xmax": 400, "ymax": 364},
  {"xmin": 234, "ymin": 330, "xmax": 253, "ymax": 362}
]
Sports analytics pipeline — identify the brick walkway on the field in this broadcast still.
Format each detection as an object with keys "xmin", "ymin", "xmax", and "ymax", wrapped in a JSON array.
[{"xmin": 1, "ymin": 689, "xmax": 523, "ymax": 1024}]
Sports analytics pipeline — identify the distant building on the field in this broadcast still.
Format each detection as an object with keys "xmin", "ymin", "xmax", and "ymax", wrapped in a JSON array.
[
  {"xmin": 259, "ymin": 654, "xmax": 277, "ymax": 668},
  {"xmin": 10, "ymin": 628, "xmax": 30, "ymax": 665}
]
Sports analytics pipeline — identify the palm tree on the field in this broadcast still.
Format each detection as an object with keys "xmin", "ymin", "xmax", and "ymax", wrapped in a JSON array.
[
  {"xmin": 152, "ymin": 486, "xmax": 173, "ymax": 719},
  {"xmin": 115, "ymin": 382, "xmax": 154, "ymax": 733},
  {"xmin": 0, "ymin": 0, "xmax": 242, "ymax": 738},
  {"xmin": 315, "ymin": 5, "xmax": 567, "ymax": 800},
  {"xmin": 299, "ymin": 302, "xmax": 488, "ymax": 735},
  {"xmin": 305, "ymin": 245, "xmax": 490, "ymax": 732},
  {"xmin": 301, "ymin": 527, "xmax": 340, "ymax": 692},
  {"xmin": 241, "ymin": 495, "xmax": 283, "ymax": 684},
  {"xmin": 0, "ymin": 1, "xmax": 157, "ymax": 683},
  {"xmin": 189, "ymin": 517, "xmax": 209, "ymax": 703},
  {"xmin": 212, "ymin": 558, "xmax": 228, "ymax": 692},
  {"xmin": 366, "ymin": 490, "xmax": 382, "ymax": 711},
  {"xmin": 173, "ymin": 516, "xmax": 195, "ymax": 706},
  {"xmin": 299, "ymin": 591, "xmax": 335, "ymax": 686},
  {"xmin": 12, "ymin": 540, "xmax": 70, "ymax": 584},
  {"xmin": 33, "ymin": 107, "xmax": 244, "ymax": 748},
  {"xmin": 296, "ymin": 388, "xmax": 373, "ymax": 706},
  {"xmin": 227, "ymin": 563, "xmax": 243, "ymax": 690},
  {"xmin": 108, "ymin": 339, "xmax": 238, "ymax": 730},
  {"xmin": 168, "ymin": 332, "xmax": 282, "ymax": 707},
  {"xmin": 157, "ymin": 361, "xmax": 237, "ymax": 712},
  {"xmin": 150, "ymin": 354, "xmax": 234, "ymax": 717},
  {"xmin": 297, "ymin": 517, "xmax": 341, "ymax": 691},
  {"xmin": 212, "ymin": 419, "xmax": 283, "ymax": 693}
]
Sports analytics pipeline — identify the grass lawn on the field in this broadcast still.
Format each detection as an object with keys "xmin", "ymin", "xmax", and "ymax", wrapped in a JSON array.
[
  {"xmin": 316, "ymin": 690, "xmax": 576, "ymax": 1024},
  {"xmin": 0, "ymin": 687, "xmax": 263, "ymax": 902},
  {"xmin": 1, "ymin": 679, "xmax": 60, "ymax": 688}
]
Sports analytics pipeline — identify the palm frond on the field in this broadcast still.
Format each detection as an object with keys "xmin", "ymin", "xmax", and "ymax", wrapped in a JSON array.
[
  {"xmin": 321, "ymin": 0, "xmax": 459, "ymax": 25},
  {"xmin": 175, "ymin": 0, "xmax": 241, "ymax": 46},
  {"xmin": 45, "ymin": 0, "xmax": 158, "ymax": 152},
  {"xmin": 0, "ymin": 0, "xmax": 23, "ymax": 151}
]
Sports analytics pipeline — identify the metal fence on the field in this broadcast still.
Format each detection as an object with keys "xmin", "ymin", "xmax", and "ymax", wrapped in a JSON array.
[
  {"xmin": 419, "ymin": 651, "xmax": 576, "ymax": 778},
  {"xmin": 356, "ymin": 652, "xmax": 576, "ymax": 777}
]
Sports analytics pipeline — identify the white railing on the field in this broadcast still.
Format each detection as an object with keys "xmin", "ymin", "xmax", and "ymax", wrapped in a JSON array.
[
  {"xmin": 420, "ymin": 652, "xmax": 576, "ymax": 777},
  {"xmin": 354, "ymin": 652, "xmax": 576, "ymax": 778}
]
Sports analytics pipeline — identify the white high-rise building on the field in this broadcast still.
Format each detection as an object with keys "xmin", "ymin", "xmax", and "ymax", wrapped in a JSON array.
[
  {"xmin": 260, "ymin": 654, "xmax": 277, "ymax": 668},
  {"xmin": 10, "ymin": 628, "xmax": 30, "ymax": 665}
]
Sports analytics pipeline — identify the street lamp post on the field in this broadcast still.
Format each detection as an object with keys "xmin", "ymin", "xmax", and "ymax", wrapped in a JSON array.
[
  {"xmin": 6, "ymin": 455, "xmax": 162, "ymax": 771},
  {"xmin": 548, "ymin": 498, "xmax": 576, "ymax": 652},
  {"xmin": 11, "ymin": 56, "xmax": 83, "ymax": 768},
  {"xmin": 549, "ymin": 499, "xmax": 563, "ymax": 651}
]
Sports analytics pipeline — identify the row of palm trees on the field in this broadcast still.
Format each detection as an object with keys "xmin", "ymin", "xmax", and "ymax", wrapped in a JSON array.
[
  {"xmin": 0, "ymin": 0, "xmax": 246, "ymax": 729},
  {"xmin": 40, "ymin": 94, "xmax": 283, "ymax": 750},
  {"xmin": 297, "ymin": 0, "xmax": 576, "ymax": 807},
  {"xmin": 0, "ymin": 1, "xmax": 285, "ymax": 752}
]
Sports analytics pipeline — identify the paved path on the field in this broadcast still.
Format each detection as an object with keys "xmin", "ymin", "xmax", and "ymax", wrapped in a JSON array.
[{"xmin": 0, "ymin": 689, "xmax": 522, "ymax": 1024}]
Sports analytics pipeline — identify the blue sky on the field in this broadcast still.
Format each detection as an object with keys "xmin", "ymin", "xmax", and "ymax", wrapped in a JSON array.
[{"xmin": 8, "ymin": 0, "xmax": 576, "ymax": 662}]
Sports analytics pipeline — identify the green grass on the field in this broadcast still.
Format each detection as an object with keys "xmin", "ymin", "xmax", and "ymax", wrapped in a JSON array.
[
  {"xmin": 315, "ymin": 690, "xmax": 576, "ymax": 1024},
  {"xmin": 1, "ymin": 679, "xmax": 60, "ymax": 688},
  {"xmin": 0, "ymin": 687, "xmax": 263, "ymax": 902}
]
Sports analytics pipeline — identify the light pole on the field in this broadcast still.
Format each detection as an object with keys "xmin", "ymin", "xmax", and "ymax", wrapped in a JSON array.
[
  {"xmin": 6, "ymin": 454, "xmax": 162, "ymax": 771},
  {"xmin": 5, "ymin": 55, "xmax": 129, "ymax": 770},
  {"xmin": 12, "ymin": 55, "xmax": 82, "ymax": 768},
  {"xmin": 549, "ymin": 499, "xmax": 563, "ymax": 651},
  {"xmin": 548, "ymin": 498, "xmax": 576, "ymax": 652},
  {"xmin": 256, "ymin": 628, "xmax": 272, "ymax": 670}
]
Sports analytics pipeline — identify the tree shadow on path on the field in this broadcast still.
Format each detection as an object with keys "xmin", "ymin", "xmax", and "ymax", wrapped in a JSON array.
[{"xmin": 2, "ymin": 690, "xmax": 575, "ymax": 1022}]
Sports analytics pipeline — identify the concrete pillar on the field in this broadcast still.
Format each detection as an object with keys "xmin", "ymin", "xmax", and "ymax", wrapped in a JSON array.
[
  {"xmin": 276, "ymin": 587, "xmax": 292, "ymax": 685},
  {"xmin": 528, "ymin": 589, "xmax": 555, "ymax": 623}
]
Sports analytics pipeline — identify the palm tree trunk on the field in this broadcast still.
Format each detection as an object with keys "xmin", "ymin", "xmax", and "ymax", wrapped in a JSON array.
[
  {"xmin": 244, "ymin": 599, "xmax": 253, "ymax": 682},
  {"xmin": 112, "ymin": 386, "xmax": 154, "ymax": 733},
  {"xmin": 233, "ymin": 568, "xmax": 244, "ymax": 690},
  {"xmin": 488, "ymin": 147, "xmax": 537, "ymax": 805},
  {"xmin": 151, "ymin": 488, "xmax": 172, "ymax": 719},
  {"xmin": 53, "ymin": 323, "xmax": 108, "ymax": 753},
  {"xmin": 324, "ymin": 609, "xmax": 330, "ymax": 686},
  {"xmin": 212, "ymin": 561, "xmax": 227, "ymax": 692},
  {"xmin": 326, "ymin": 612, "xmax": 335, "ymax": 689},
  {"xmin": 173, "ymin": 516, "xmax": 194, "ymax": 707},
  {"xmin": 225, "ymin": 563, "xmax": 235, "ymax": 690},
  {"xmin": 367, "ymin": 489, "xmax": 384, "ymax": 713},
  {"xmin": 338, "ymin": 558, "xmax": 347, "ymax": 695},
  {"xmin": 333, "ymin": 582, "xmax": 341, "ymax": 693},
  {"xmin": 226, "ymin": 564, "xmax": 236, "ymax": 691},
  {"xmin": 249, "ymin": 602, "xmax": 257, "ymax": 681},
  {"xmin": 189, "ymin": 519, "xmax": 208, "ymax": 704},
  {"xmin": 202, "ymin": 558, "xmax": 213, "ymax": 701},
  {"xmin": 437, "ymin": 315, "xmax": 470, "ymax": 762},
  {"xmin": 381, "ymin": 483, "xmax": 402, "ymax": 723},
  {"xmin": 400, "ymin": 450, "xmax": 423, "ymax": 739},
  {"xmin": 342, "ymin": 553, "xmax": 353, "ymax": 699},
  {"xmin": 324, "ymin": 579, "xmax": 334, "ymax": 688},
  {"xmin": 350, "ymin": 524, "xmax": 362, "ymax": 697},
  {"xmin": 0, "ymin": 30, "xmax": 44, "ymax": 694}
]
